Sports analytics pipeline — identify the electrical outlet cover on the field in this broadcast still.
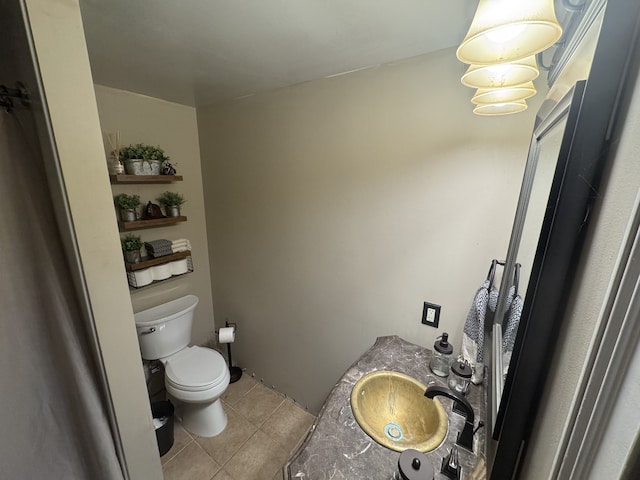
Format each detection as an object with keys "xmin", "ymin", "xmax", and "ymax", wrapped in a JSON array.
[{"xmin": 421, "ymin": 302, "xmax": 441, "ymax": 328}]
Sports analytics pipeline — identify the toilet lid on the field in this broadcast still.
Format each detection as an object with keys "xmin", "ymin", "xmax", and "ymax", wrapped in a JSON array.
[{"xmin": 165, "ymin": 347, "xmax": 228, "ymax": 391}]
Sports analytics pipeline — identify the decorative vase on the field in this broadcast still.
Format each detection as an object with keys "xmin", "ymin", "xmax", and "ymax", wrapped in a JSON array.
[
  {"xmin": 120, "ymin": 208, "xmax": 137, "ymax": 222},
  {"xmin": 124, "ymin": 158, "xmax": 163, "ymax": 175},
  {"xmin": 125, "ymin": 250, "xmax": 141, "ymax": 264},
  {"xmin": 109, "ymin": 155, "xmax": 125, "ymax": 175},
  {"xmin": 166, "ymin": 205, "xmax": 181, "ymax": 217}
]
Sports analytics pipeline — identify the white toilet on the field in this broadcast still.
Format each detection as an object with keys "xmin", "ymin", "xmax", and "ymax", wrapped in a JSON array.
[{"xmin": 134, "ymin": 295, "xmax": 231, "ymax": 437}]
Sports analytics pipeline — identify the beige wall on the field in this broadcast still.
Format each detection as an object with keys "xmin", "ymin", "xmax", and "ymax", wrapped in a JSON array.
[
  {"xmin": 94, "ymin": 85, "xmax": 215, "ymax": 345},
  {"xmin": 24, "ymin": 1, "xmax": 162, "ymax": 478},
  {"xmin": 197, "ymin": 48, "xmax": 540, "ymax": 412}
]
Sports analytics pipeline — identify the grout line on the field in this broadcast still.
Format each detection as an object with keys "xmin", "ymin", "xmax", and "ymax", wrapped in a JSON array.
[
  {"xmin": 161, "ymin": 435, "xmax": 194, "ymax": 469},
  {"xmin": 194, "ymin": 402, "xmax": 255, "ymax": 470},
  {"xmin": 183, "ymin": 378, "xmax": 313, "ymax": 478}
]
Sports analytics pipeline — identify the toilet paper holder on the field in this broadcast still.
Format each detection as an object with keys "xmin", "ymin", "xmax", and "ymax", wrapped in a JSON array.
[{"xmin": 217, "ymin": 320, "xmax": 243, "ymax": 384}]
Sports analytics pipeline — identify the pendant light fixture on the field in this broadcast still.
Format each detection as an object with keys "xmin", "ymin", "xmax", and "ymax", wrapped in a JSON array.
[
  {"xmin": 473, "ymin": 100, "xmax": 528, "ymax": 116},
  {"xmin": 461, "ymin": 56, "xmax": 539, "ymax": 89},
  {"xmin": 471, "ymin": 81, "xmax": 537, "ymax": 105},
  {"xmin": 457, "ymin": 0, "xmax": 562, "ymax": 65}
]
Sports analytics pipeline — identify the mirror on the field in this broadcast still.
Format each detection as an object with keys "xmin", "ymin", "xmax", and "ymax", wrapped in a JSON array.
[{"xmin": 490, "ymin": 82, "xmax": 584, "ymax": 429}]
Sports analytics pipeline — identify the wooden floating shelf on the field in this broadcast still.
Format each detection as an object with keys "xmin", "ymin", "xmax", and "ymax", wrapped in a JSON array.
[
  {"xmin": 125, "ymin": 250, "xmax": 192, "ymax": 272},
  {"xmin": 118, "ymin": 216, "xmax": 187, "ymax": 231},
  {"xmin": 110, "ymin": 174, "xmax": 183, "ymax": 184}
]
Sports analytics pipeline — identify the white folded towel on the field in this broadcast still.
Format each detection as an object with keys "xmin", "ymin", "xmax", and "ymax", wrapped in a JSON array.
[{"xmin": 171, "ymin": 238, "xmax": 192, "ymax": 253}]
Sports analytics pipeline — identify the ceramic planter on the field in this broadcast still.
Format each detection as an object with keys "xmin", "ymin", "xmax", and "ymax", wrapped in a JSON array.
[
  {"xmin": 124, "ymin": 249, "xmax": 141, "ymax": 264},
  {"xmin": 120, "ymin": 208, "xmax": 137, "ymax": 222},
  {"xmin": 165, "ymin": 205, "xmax": 181, "ymax": 217},
  {"xmin": 123, "ymin": 158, "xmax": 163, "ymax": 175}
]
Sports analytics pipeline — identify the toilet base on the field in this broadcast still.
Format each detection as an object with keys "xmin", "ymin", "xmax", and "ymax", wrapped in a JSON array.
[{"xmin": 176, "ymin": 398, "xmax": 228, "ymax": 437}]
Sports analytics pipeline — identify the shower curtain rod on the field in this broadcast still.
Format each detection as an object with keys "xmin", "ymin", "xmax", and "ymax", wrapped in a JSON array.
[{"xmin": 1, "ymin": 83, "xmax": 30, "ymax": 113}]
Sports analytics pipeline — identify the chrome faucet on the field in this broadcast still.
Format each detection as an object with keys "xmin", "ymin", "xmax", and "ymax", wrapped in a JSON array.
[{"xmin": 424, "ymin": 385, "xmax": 475, "ymax": 451}]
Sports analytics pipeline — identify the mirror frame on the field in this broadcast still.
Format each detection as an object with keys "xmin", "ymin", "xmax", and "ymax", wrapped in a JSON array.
[
  {"xmin": 485, "ymin": 0, "xmax": 640, "ymax": 477},
  {"xmin": 491, "ymin": 79, "xmax": 586, "ymax": 433}
]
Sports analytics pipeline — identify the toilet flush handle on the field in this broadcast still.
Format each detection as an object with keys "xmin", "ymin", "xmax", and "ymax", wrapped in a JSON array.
[{"xmin": 139, "ymin": 327, "xmax": 156, "ymax": 336}]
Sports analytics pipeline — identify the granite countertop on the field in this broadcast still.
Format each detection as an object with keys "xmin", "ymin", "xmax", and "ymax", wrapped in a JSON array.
[{"xmin": 285, "ymin": 335, "xmax": 486, "ymax": 480}]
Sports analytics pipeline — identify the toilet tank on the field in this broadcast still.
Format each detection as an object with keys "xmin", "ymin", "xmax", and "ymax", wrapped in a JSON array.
[{"xmin": 134, "ymin": 295, "xmax": 199, "ymax": 360}]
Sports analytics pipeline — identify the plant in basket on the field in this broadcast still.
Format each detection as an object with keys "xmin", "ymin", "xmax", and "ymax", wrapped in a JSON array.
[
  {"xmin": 121, "ymin": 234, "xmax": 143, "ymax": 263},
  {"xmin": 114, "ymin": 193, "xmax": 141, "ymax": 222},
  {"xmin": 119, "ymin": 143, "xmax": 170, "ymax": 175},
  {"xmin": 157, "ymin": 191, "xmax": 186, "ymax": 217}
]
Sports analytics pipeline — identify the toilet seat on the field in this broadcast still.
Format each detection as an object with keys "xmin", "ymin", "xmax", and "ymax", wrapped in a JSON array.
[{"xmin": 165, "ymin": 346, "xmax": 228, "ymax": 392}]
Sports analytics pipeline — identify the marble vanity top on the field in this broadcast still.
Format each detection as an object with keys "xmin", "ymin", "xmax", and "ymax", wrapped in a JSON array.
[{"xmin": 285, "ymin": 335, "xmax": 486, "ymax": 479}]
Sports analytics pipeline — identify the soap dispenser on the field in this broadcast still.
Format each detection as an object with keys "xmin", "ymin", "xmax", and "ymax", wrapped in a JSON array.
[
  {"xmin": 448, "ymin": 358, "xmax": 472, "ymax": 415},
  {"xmin": 429, "ymin": 333, "xmax": 453, "ymax": 377},
  {"xmin": 398, "ymin": 449, "xmax": 434, "ymax": 480},
  {"xmin": 448, "ymin": 359, "xmax": 472, "ymax": 395}
]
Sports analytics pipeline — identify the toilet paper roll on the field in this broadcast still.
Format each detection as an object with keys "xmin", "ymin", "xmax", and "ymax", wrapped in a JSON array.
[
  {"xmin": 218, "ymin": 327, "xmax": 235, "ymax": 344},
  {"xmin": 169, "ymin": 258, "xmax": 189, "ymax": 275},
  {"xmin": 151, "ymin": 263, "xmax": 172, "ymax": 281},
  {"xmin": 133, "ymin": 268, "xmax": 153, "ymax": 287}
]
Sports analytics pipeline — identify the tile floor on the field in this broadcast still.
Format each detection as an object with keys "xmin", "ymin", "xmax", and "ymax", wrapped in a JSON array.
[{"xmin": 161, "ymin": 375, "xmax": 315, "ymax": 480}]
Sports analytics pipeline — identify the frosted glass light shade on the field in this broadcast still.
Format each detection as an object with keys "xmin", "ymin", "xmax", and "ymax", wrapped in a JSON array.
[
  {"xmin": 472, "ymin": 81, "xmax": 537, "ymax": 105},
  {"xmin": 461, "ymin": 56, "xmax": 539, "ymax": 89},
  {"xmin": 473, "ymin": 100, "xmax": 528, "ymax": 116},
  {"xmin": 457, "ymin": 0, "xmax": 562, "ymax": 65}
]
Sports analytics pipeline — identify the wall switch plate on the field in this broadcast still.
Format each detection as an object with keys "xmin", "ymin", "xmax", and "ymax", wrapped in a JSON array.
[{"xmin": 422, "ymin": 302, "xmax": 441, "ymax": 328}]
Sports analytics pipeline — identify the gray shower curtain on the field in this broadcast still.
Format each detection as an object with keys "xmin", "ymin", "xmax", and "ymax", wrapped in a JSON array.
[
  {"xmin": 0, "ymin": 1, "xmax": 126, "ymax": 477},
  {"xmin": 0, "ymin": 97, "xmax": 126, "ymax": 480}
]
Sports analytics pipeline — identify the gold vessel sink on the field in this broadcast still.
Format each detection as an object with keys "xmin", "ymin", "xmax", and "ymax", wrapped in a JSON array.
[{"xmin": 350, "ymin": 370, "xmax": 448, "ymax": 452}]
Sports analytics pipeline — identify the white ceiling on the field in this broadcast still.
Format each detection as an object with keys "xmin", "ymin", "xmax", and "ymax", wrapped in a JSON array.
[{"xmin": 79, "ymin": 0, "xmax": 476, "ymax": 107}]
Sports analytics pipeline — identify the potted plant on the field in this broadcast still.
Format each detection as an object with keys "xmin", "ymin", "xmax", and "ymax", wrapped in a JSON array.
[
  {"xmin": 114, "ymin": 193, "xmax": 141, "ymax": 222},
  {"xmin": 121, "ymin": 234, "xmax": 143, "ymax": 263},
  {"xmin": 157, "ymin": 191, "xmax": 185, "ymax": 217},
  {"xmin": 119, "ymin": 143, "xmax": 170, "ymax": 175}
]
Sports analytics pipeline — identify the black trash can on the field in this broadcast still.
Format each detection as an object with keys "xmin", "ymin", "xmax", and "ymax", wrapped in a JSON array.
[{"xmin": 151, "ymin": 400, "xmax": 174, "ymax": 456}]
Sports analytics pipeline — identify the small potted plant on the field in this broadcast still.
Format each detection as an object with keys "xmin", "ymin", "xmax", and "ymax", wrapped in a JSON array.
[
  {"xmin": 114, "ymin": 193, "xmax": 141, "ymax": 222},
  {"xmin": 157, "ymin": 191, "xmax": 186, "ymax": 217},
  {"xmin": 121, "ymin": 234, "xmax": 143, "ymax": 263},
  {"xmin": 119, "ymin": 143, "xmax": 170, "ymax": 175}
]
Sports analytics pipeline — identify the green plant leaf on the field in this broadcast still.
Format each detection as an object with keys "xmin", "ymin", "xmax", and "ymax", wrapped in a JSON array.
[
  {"xmin": 157, "ymin": 191, "xmax": 185, "ymax": 207},
  {"xmin": 121, "ymin": 234, "xmax": 142, "ymax": 251},
  {"xmin": 119, "ymin": 143, "xmax": 170, "ymax": 162},
  {"xmin": 115, "ymin": 193, "xmax": 141, "ymax": 210}
]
